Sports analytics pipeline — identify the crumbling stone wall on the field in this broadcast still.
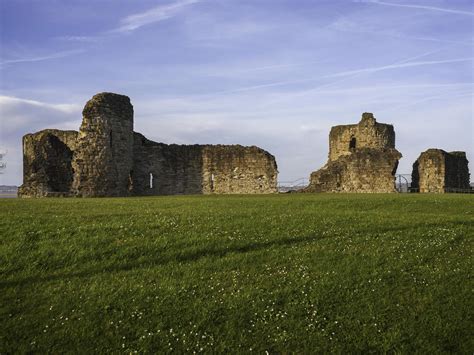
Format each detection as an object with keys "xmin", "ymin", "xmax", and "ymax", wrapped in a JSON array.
[
  {"xmin": 131, "ymin": 134, "xmax": 277, "ymax": 195},
  {"xmin": 412, "ymin": 149, "xmax": 470, "ymax": 193},
  {"xmin": 201, "ymin": 145, "xmax": 277, "ymax": 194},
  {"xmin": 131, "ymin": 133, "xmax": 204, "ymax": 196},
  {"xmin": 308, "ymin": 148, "xmax": 400, "ymax": 193},
  {"xmin": 304, "ymin": 113, "xmax": 401, "ymax": 193},
  {"xmin": 18, "ymin": 129, "xmax": 78, "ymax": 197},
  {"xmin": 19, "ymin": 92, "xmax": 278, "ymax": 197}
]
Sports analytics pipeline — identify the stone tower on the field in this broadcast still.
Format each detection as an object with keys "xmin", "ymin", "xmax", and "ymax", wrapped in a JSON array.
[
  {"xmin": 328, "ymin": 112, "xmax": 396, "ymax": 161},
  {"xmin": 304, "ymin": 113, "xmax": 401, "ymax": 193},
  {"xmin": 71, "ymin": 93, "xmax": 134, "ymax": 197}
]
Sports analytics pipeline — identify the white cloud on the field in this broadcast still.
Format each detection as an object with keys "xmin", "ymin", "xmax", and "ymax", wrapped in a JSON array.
[
  {"xmin": 0, "ymin": 49, "xmax": 85, "ymax": 67},
  {"xmin": 115, "ymin": 0, "xmax": 201, "ymax": 33},
  {"xmin": 0, "ymin": 95, "xmax": 81, "ymax": 138},
  {"xmin": 357, "ymin": 0, "xmax": 474, "ymax": 16},
  {"xmin": 0, "ymin": 96, "xmax": 80, "ymax": 114}
]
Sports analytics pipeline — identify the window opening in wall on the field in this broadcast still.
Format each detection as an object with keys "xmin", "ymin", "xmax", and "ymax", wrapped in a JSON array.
[
  {"xmin": 210, "ymin": 173, "xmax": 215, "ymax": 192},
  {"xmin": 149, "ymin": 173, "xmax": 153, "ymax": 189},
  {"xmin": 128, "ymin": 170, "xmax": 134, "ymax": 192},
  {"xmin": 110, "ymin": 130, "xmax": 113, "ymax": 147},
  {"xmin": 349, "ymin": 137, "xmax": 356, "ymax": 149}
]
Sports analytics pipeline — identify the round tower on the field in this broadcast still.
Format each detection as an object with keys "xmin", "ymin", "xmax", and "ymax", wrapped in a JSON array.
[{"xmin": 72, "ymin": 92, "xmax": 134, "ymax": 197}]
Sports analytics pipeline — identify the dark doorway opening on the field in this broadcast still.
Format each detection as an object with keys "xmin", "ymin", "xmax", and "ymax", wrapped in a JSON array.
[{"xmin": 349, "ymin": 137, "xmax": 356, "ymax": 149}]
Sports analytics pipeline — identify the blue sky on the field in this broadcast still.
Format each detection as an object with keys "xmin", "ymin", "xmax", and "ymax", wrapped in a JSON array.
[{"xmin": 0, "ymin": 0, "xmax": 473, "ymax": 186}]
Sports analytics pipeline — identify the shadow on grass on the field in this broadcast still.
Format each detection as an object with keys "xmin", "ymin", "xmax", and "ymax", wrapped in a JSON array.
[
  {"xmin": 2, "ymin": 222, "xmax": 452, "ymax": 288},
  {"xmin": 1, "ymin": 232, "xmax": 328, "ymax": 288}
]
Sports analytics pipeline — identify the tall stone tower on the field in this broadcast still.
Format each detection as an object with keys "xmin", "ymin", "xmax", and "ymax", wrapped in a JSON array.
[{"xmin": 72, "ymin": 93, "xmax": 134, "ymax": 197}]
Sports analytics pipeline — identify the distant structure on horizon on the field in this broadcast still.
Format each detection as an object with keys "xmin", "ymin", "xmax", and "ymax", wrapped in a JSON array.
[
  {"xmin": 304, "ymin": 113, "xmax": 402, "ymax": 193},
  {"xmin": 18, "ymin": 93, "xmax": 278, "ymax": 197}
]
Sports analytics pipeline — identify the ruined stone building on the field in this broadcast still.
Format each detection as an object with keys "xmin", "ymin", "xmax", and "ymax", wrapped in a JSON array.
[
  {"xmin": 19, "ymin": 93, "xmax": 278, "ymax": 197},
  {"xmin": 304, "ymin": 113, "xmax": 402, "ymax": 193},
  {"xmin": 411, "ymin": 149, "xmax": 470, "ymax": 193}
]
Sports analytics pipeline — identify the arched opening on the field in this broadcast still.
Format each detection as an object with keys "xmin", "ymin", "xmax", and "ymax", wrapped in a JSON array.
[
  {"xmin": 349, "ymin": 137, "xmax": 356, "ymax": 149},
  {"xmin": 149, "ymin": 173, "xmax": 153, "ymax": 189}
]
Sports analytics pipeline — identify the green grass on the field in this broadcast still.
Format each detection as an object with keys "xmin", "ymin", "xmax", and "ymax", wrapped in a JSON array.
[{"xmin": 1, "ymin": 194, "xmax": 473, "ymax": 353}]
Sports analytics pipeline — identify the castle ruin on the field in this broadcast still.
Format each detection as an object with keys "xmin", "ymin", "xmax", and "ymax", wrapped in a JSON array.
[
  {"xmin": 411, "ymin": 149, "xmax": 470, "ymax": 193},
  {"xmin": 19, "ymin": 94, "xmax": 471, "ymax": 197},
  {"xmin": 18, "ymin": 93, "xmax": 278, "ymax": 197},
  {"xmin": 304, "ymin": 113, "xmax": 402, "ymax": 193}
]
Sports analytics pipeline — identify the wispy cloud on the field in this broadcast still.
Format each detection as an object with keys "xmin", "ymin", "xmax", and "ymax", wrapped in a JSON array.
[
  {"xmin": 55, "ymin": 35, "xmax": 100, "ymax": 43},
  {"xmin": 326, "ymin": 57, "xmax": 474, "ymax": 78},
  {"xmin": 330, "ymin": 17, "xmax": 473, "ymax": 46},
  {"xmin": 358, "ymin": 0, "xmax": 474, "ymax": 16},
  {"xmin": 219, "ymin": 48, "xmax": 465, "ymax": 107},
  {"xmin": 378, "ymin": 88, "xmax": 474, "ymax": 113},
  {"xmin": 205, "ymin": 50, "xmax": 470, "ymax": 96},
  {"xmin": 0, "ymin": 49, "xmax": 84, "ymax": 67},
  {"xmin": 0, "ymin": 95, "xmax": 81, "ymax": 114},
  {"xmin": 115, "ymin": 0, "xmax": 201, "ymax": 33}
]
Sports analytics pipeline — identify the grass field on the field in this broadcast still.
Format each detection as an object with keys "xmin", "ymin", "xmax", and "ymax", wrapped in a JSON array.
[{"xmin": 1, "ymin": 194, "xmax": 473, "ymax": 353}]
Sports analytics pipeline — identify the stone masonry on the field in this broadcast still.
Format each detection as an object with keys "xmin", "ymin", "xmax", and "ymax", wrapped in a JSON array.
[
  {"xmin": 304, "ymin": 113, "xmax": 402, "ymax": 193},
  {"xmin": 19, "ymin": 129, "xmax": 78, "ymax": 197},
  {"xmin": 411, "ymin": 149, "xmax": 470, "ymax": 193},
  {"xmin": 18, "ymin": 92, "xmax": 278, "ymax": 197},
  {"xmin": 72, "ymin": 93, "xmax": 134, "ymax": 197}
]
